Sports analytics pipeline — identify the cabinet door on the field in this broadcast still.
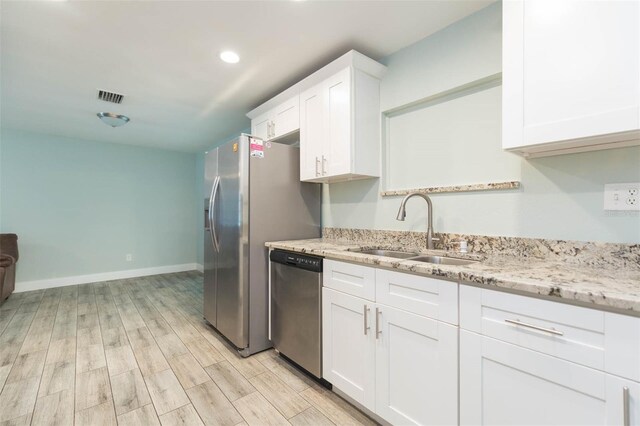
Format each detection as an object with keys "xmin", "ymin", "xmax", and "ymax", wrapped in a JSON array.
[
  {"xmin": 504, "ymin": 0, "xmax": 640, "ymax": 150},
  {"xmin": 323, "ymin": 67, "xmax": 352, "ymax": 177},
  {"xmin": 376, "ymin": 305, "xmax": 458, "ymax": 425},
  {"xmin": 322, "ymin": 288, "xmax": 376, "ymax": 411},
  {"xmin": 251, "ymin": 111, "xmax": 272, "ymax": 141},
  {"xmin": 299, "ymin": 83, "xmax": 324, "ymax": 181},
  {"xmin": 460, "ymin": 330, "xmax": 640, "ymax": 426},
  {"xmin": 273, "ymin": 95, "xmax": 299, "ymax": 139}
]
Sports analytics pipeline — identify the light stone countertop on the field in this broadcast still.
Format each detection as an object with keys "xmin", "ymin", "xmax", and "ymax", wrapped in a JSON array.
[{"xmin": 265, "ymin": 238, "xmax": 640, "ymax": 316}]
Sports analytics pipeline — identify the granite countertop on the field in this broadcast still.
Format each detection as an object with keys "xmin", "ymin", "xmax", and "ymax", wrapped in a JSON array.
[{"xmin": 265, "ymin": 238, "xmax": 640, "ymax": 315}]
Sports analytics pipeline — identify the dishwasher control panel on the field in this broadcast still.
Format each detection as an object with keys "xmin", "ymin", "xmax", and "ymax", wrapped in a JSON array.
[{"xmin": 270, "ymin": 250, "xmax": 322, "ymax": 272}]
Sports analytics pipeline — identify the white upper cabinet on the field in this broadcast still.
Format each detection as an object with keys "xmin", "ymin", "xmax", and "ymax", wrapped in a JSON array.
[
  {"xmin": 300, "ymin": 65, "xmax": 384, "ymax": 183},
  {"xmin": 251, "ymin": 110, "xmax": 271, "ymax": 141},
  {"xmin": 247, "ymin": 50, "xmax": 386, "ymax": 182},
  {"xmin": 503, "ymin": 0, "xmax": 640, "ymax": 157},
  {"xmin": 250, "ymin": 95, "xmax": 299, "ymax": 142}
]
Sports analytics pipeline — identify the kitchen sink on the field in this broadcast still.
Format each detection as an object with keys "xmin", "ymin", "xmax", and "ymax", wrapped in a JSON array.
[
  {"xmin": 355, "ymin": 249, "xmax": 419, "ymax": 259},
  {"xmin": 408, "ymin": 255, "xmax": 478, "ymax": 266}
]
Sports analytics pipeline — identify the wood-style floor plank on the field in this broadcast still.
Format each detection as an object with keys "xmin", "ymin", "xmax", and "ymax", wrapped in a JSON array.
[
  {"xmin": 75, "ymin": 366, "xmax": 112, "ymax": 412},
  {"xmin": 111, "ymin": 368, "xmax": 152, "ymax": 416},
  {"xmin": 0, "ymin": 272, "xmax": 374, "ymax": 426},
  {"xmin": 117, "ymin": 404, "xmax": 160, "ymax": 426},
  {"xmin": 249, "ymin": 371, "xmax": 310, "ymax": 419},
  {"xmin": 205, "ymin": 361, "xmax": 255, "ymax": 402},
  {"xmin": 186, "ymin": 380, "xmax": 243, "ymax": 426},
  {"xmin": 158, "ymin": 404, "xmax": 204, "ymax": 426},
  {"xmin": 168, "ymin": 353, "xmax": 209, "ymax": 390},
  {"xmin": 144, "ymin": 368, "xmax": 190, "ymax": 416},
  {"xmin": 289, "ymin": 407, "xmax": 335, "ymax": 426},
  {"xmin": 32, "ymin": 388, "xmax": 74, "ymax": 426},
  {"xmin": 233, "ymin": 392, "xmax": 290, "ymax": 426},
  {"xmin": 75, "ymin": 400, "xmax": 118, "ymax": 426}
]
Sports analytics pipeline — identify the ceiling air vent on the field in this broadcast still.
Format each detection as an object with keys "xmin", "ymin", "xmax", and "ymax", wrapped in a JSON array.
[{"xmin": 97, "ymin": 89, "xmax": 124, "ymax": 104}]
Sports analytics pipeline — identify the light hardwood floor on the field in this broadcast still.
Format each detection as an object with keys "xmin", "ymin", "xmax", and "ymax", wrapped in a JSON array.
[{"xmin": 0, "ymin": 271, "xmax": 377, "ymax": 426}]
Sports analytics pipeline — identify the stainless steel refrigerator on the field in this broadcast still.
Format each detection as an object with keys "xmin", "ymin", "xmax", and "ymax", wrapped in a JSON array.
[{"xmin": 204, "ymin": 134, "xmax": 321, "ymax": 357}]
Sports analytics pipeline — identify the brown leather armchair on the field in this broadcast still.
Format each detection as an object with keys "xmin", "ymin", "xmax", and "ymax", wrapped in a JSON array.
[{"xmin": 0, "ymin": 234, "xmax": 18, "ymax": 301}]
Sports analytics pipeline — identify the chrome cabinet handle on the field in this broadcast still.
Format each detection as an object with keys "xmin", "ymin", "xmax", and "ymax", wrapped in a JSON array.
[
  {"xmin": 315, "ymin": 157, "xmax": 320, "ymax": 177},
  {"xmin": 363, "ymin": 305, "xmax": 370, "ymax": 335},
  {"xmin": 268, "ymin": 122, "xmax": 272, "ymax": 139},
  {"xmin": 505, "ymin": 319, "xmax": 564, "ymax": 336},
  {"xmin": 623, "ymin": 387, "xmax": 630, "ymax": 426},
  {"xmin": 322, "ymin": 155, "xmax": 327, "ymax": 175},
  {"xmin": 271, "ymin": 120, "xmax": 276, "ymax": 137},
  {"xmin": 375, "ymin": 308, "xmax": 382, "ymax": 339}
]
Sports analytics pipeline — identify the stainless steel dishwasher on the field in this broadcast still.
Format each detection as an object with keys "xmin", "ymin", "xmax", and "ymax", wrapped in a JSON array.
[{"xmin": 270, "ymin": 249, "xmax": 323, "ymax": 379}]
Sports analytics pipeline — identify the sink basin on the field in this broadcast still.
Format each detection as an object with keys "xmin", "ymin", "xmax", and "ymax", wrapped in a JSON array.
[
  {"xmin": 408, "ymin": 255, "xmax": 478, "ymax": 266},
  {"xmin": 355, "ymin": 249, "xmax": 418, "ymax": 259}
]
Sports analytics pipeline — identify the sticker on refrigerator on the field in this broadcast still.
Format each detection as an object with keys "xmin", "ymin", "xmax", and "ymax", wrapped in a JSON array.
[{"xmin": 250, "ymin": 138, "xmax": 264, "ymax": 158}]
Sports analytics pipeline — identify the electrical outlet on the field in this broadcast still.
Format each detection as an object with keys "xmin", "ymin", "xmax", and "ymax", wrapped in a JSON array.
[
  {"xmin": 604, "ymin": 183, "xmax": 640, "ymax": 211},
  {"xmin": 126, "ymin": 254, "xmax": 133, "ymax": 262}
]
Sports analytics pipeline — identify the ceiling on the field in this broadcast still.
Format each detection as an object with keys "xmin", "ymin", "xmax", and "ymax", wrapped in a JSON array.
[{"xmin": 1, "ymin": 0, "xmax": 493, "ymax": 152}]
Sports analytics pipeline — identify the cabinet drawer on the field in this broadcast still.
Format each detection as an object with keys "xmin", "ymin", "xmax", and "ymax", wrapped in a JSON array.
[
  {"xmin": 460, "ymin": 285, "xmax": 640, "ymax": 380},
  {"xmin": 376, "ymin": 269, "xmax": 458, "ymax": 325},
  {"xmin": 323, "ymin": 260, "xmax": 376, "ymax": 301}
]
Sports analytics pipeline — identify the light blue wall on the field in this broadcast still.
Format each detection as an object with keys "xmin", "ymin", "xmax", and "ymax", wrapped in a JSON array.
[
  {"xmin": 322, "ymin": 3, "xmax": 640, "ymax": 244},
  {"xmin": 0, "ymin": 129, "xmax": 198, "ymax": 283}
]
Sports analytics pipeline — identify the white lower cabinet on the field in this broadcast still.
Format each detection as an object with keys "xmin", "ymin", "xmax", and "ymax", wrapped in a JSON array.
[
  {"xmin": 322, "ymin": 287, "xmax": 376, "ymax": 411},
  {"xmin": 323, "ymin": 266, "xmax": 640, "ymax": 425},
  {"xmin": 322, "ymin": 263, "xmax": 459, "ymax": 425},
  {"xmin": 460, "ymin": 330, "xmax": 640, "ymax": 426},
  {"xmin": 376, "ymin": 305, "xmax": 458, "ymax": 425}
]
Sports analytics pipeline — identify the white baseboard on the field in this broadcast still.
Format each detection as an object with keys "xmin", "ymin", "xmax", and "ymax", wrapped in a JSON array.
[
  {"xmin": 15, "ymin": 263, "xmax": 199, "ymax": 293},
  {"xmin": 195, "ymin": 263, "xmax": 204, "ymax": 273}
]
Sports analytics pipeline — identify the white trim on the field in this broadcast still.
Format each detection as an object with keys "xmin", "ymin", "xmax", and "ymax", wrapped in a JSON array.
[
  {"xmin": 195, "ymin": 263, "xmax": 204, "ymax": 273},
  {"xmin": 15, "ymin": 263, "xmax": 199, "ymax": 293}
]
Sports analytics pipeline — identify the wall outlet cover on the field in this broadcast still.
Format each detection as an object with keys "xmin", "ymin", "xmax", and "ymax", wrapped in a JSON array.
[{"xmin": 604, "ymin": 183, "xmax": 640, "ymax": 211}]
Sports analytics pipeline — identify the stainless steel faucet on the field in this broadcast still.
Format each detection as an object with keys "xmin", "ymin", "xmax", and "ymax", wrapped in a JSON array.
[{"xmin": 396, "ymin": 192, "xmax": 437, "ymax": 249}]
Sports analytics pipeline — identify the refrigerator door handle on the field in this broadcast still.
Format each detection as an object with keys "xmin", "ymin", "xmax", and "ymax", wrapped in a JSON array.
[{"xmin": 210, "ymin": 176, "xmax": 221, "ymax": 252}]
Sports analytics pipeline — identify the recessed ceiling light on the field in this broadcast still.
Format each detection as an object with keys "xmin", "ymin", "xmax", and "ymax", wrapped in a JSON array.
[{"xmin": 220, "ymin": 51, "xmax": 240, "ymax": 64}]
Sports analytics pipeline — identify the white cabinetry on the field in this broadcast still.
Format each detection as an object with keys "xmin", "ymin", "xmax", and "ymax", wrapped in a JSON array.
[
  {"xmin": 248, "ymin": 50, "xmax": 385, "ymax": 183},
  {"xmin": 322, "ymin": 288, "xmax": 376, "ymax": 411},
  {"xmin": 460, "ymin": 285, "xmax": 640, "ymax": 425},
  {"xmin": 460, "ymin": 331, "xmax": 640, "ymax": 426},
  {"xmin": 376, "ymin": 305, "xmax": 458, "ymax": 425},
  {"xmin": 322, "ymin": 261, "xmax": 458, "ymax": 425},
  {"xmin": 300, "ymin": 66, "xmax": 382, "ymax": 183},
  {"xmin": 250, "ymin": 95, "xmax": 299, "ymax": 142},
  {"xmin": 503, "ymin": 0, "xmax": 640, "ymax": 157}
]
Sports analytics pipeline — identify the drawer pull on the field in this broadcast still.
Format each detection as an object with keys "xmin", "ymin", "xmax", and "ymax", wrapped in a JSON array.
[
  {"xmin": 623, "ymin": 386, "xmax": 630, "ymax": 426},
  {"xmin": 505, "ymin": 319, "xmax": 564, "ymax": 336},
  {"xmin": 375, "ymin": 308, "xmax": 382, "ymax": 339}
]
